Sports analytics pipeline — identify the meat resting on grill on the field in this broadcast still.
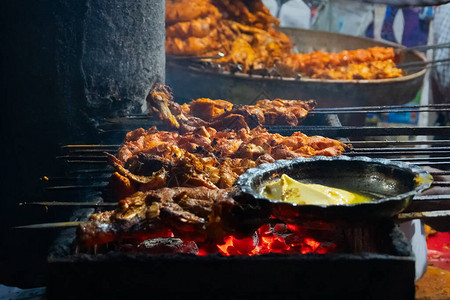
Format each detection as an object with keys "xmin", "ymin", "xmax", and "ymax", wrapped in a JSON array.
[
  {"xmin": 108, "ymin": 125, "xmax": 349, "ymax": 197},
  {"xmin": 147, "ymin": 84, "xmax": 317, "ymax": 131},
  {"xmin": 77, "ymin": 84, "xmax": 349, "ymax": 249},
  {"xmin": 78, "ymin": 187, "xmax": 268, "ymax": 247},
  {"xmin": 78, "ymin": 124, "xmax": 349, "ymax": 247}
]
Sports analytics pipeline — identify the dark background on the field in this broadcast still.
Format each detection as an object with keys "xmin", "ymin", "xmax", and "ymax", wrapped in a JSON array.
[
  {"xmin": 1, "ymin": 0, "xmax": 66, "ymax": 287},
  {"xmin": 1, "ymin": 0, "xmax": 164, "ymax": 287}
]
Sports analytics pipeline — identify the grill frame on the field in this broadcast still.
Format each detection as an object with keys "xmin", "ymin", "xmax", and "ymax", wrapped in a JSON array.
[{"xmin": 19, "ymin": 107, "xmax": 450, "ymax": 299}]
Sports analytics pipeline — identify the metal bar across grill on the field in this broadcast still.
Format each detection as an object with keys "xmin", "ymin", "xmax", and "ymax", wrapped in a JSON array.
[{"xmin": 20, "ymin": 105, "xmax": 450, "ymax": 232}]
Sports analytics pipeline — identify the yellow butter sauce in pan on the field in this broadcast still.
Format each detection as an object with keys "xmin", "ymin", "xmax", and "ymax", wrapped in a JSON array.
[{"xmin": 261, "ymin": 174, "xmax": 372, "ymax": 205}]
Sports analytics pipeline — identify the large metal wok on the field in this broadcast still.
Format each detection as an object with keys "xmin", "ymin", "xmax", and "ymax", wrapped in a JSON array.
[
  {"xmin": 166, "ymin": 28, "xmax": 427, "ymax": 108},
  {"xmin": 237, "ymin": 156, "xmax": 432, "ymax": 226}
]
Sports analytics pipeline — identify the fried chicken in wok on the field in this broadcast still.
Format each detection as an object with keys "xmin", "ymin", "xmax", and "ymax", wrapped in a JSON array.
[{"xmin": 165, "ymin": 0, "xmax": 403, "ymax": 80}]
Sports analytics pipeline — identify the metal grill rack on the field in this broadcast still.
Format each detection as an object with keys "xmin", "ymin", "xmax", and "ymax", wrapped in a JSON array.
[{"xmin": 18, "ymin": 104, "xmax": 450, "ymax": 227}]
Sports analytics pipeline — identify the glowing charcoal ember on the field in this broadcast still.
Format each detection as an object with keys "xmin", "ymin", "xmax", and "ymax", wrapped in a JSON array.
[
  {"xmin": 197, "ymin": 248, "xmax": 209, "ymax": 256},
  {"xmin": 217, "ymin": 235, "xmax": 258, "ymax": 256},
  {"xmin": 304, "ymin": 238, "xmax": 321, "ymax": 252},
  {"xmin": 215, "ymin": 223, "xmax": 336, "ymax": 256}
]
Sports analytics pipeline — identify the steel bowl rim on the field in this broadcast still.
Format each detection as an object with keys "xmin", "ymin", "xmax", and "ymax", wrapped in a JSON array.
[{"xmin": 237, "ymin": 155, "xmax": 433, "ymax": 209}]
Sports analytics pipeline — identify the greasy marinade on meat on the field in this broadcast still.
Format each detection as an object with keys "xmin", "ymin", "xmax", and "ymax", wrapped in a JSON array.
[
  {"xmin": 147, "ymin": 83, "xmax": 317, "ymax": 132},
  {"xmin": 165, "ymin": 0, "xmax": 403, "ymax": 80},
  {"xmin": 77, "ymin": 86, "xmax": 350, "ymax": 249}
]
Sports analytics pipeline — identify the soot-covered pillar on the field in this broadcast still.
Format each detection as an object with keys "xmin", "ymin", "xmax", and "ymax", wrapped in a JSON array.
[{"xmin": 55, "ymin": 0, "xmax": 165, "ymax": 136}]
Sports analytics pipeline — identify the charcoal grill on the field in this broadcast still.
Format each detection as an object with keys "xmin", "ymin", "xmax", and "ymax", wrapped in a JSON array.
[{"xmin": 17, "ymin": 105, "xmax": 450, "ymax": 300}]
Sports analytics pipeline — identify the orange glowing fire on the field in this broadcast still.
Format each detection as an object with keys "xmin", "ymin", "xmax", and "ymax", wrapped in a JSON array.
[{"xmin": 215, "ymin": 224, "xmax": 336, "ymax": 256}]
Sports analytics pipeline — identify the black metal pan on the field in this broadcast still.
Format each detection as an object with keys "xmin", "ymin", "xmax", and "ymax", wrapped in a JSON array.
[{"xmin": 237, "ymin": 156, "xmax": 432, "ymax": 226}]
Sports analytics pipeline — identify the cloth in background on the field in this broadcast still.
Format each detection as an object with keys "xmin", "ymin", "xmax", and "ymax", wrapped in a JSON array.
[
  {"xmin": 399, "ymin": 220, "xmax": 428, "ymax": 281},
  {"xmin": 312, "ymin": 0, "xmax": 374, "ymax": 37},
  {"xmin": 279, "ymin": 0, "xmax": 311, "ymax": 29},
  {"xmin": 431, "ymin": 3, "xmax": 450, "ymax": 106},
  {"xmin": 379, "ymin": 7, "xmax": 429, "ymax": 47},
  {"xmin": 263, "ymin": 0, "xmax": 311, "ymax": 29}
]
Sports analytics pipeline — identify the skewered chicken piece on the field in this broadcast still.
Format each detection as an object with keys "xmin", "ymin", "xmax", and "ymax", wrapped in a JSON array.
[
  {"xmin": 78, "ymin": 187, "xmax": 260, "ymax": 247},
  {"xmin": 166, "ymin": 0, "xmax": 221, "ymax": 25},
  {"xmin": 285, "ymin": 47, "xmax": 402, "ymax": 80},
  {"xmin": 108, "ymin": 124, "xmax": 349, "ymax": 202},
  {"xmin": 80, "ymin": 123, "xmax": 349, "ymax": 248},
  {"xmin": 78, "ymin": 82, "xmax": 349, "ymax": 250},
  {"xmin": 146, "ymin": 84, "xmax": 316, "ymax": 132},
  {"xmin": 166, "ymin": 0, "xmax": 292, "ymax": 72}
]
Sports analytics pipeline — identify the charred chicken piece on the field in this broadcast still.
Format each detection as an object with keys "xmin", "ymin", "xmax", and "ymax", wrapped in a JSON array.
[
  {"xmin": 146, "ymin": 84, "xmax": 180, "ymax": 129},
  {"xmin": 78, "ymin": 187, "xmax": 246, "ymax": 247},
  {"xmin": 107, "ymin": 124, "xmax": 349, "ymax": 200},
  {"xmin": 285, "ymin": 47, "xmax": 402, "ymax": 80},
  {"xmin": 146, "ymin": 85, "xmax": 317, "ymax": 131}
]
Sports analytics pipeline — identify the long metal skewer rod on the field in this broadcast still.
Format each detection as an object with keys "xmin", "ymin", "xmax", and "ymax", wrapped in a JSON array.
[
  {"xmin": 57, "ymin": 155, "xmax": 108, "ymax": 160},
  {"xmin": 65, "ymin": 160, "xmax": 111, "ymax": 164},
  {"xmin": 397, "ymin": 210, "xmax": 450, "ymax": 222},
  {"xmin": 401, "ymin": 43, "xmax": 450, "ymax": 52},
  {"xmin": 58, "ymin": 148, "xmax": 450, "ymax": 161},
  {"xmin": 392, "ymin": 157, "xmax": 450, "ymax": 162},
  {"xmin": 431, "ymin": 182, "xmax": 450, "ymax": 187},
  {"xmin": 352, "ymin": 146, "xmax": 450, "ymax": 152},
  {"xmin": 118, "ymin": 104, "xmax": 450, "ymax": 117},
  {"xmin": 39, "ymin": 172, "xmax": 450, "ymax": 183},
  {"xmin": 349, "ymin": 140, "xmax": 450, "ymax": 146},
  {"xmin": 312, "ymin": 108, "xmax": 450, "ymax": 114},
  {"xmin": 267, "ymin": 126, "xmax": 450, "ymax": 137},
  {"xmin": 429, "ymin": 171, "xmax": 450, "ymax": 176},
  {"xmin": 69, "ymin": 169, "xmax": 113, "ymax": 174},
  {"xmin": 41, "ymin": 175, "xmax": 112, "ymax": 182},
  {"xmin": 62, "ymin": 144, "xmax": 119, "ymax": 149},
  {"xmin": 20, "ymin": 201, "xmax": 117, "ymax": 207},
  {"xmin": 60, "ymin": 153, "xmax": 450, "ymax": 161},
  {"xmin": 316, "ymin": 103, "xmax": 450, "ymax": 111},
  {"xmin": 62, "ymin": 146, "xmax": 450, "ymax": 155},
  {"xmin": 404, "ymin": 195, "xmax": 450, "ymax": 213},
  {"xmin": 63, "ymin": 149, "xmax": 118, "ymax": 154},
  {"xmin": 13, "ymin": 221, "xmax": 84, "ymax": 229},
  {"xmin": 45, "ymin": 185, "xmax": 107, "ymax": 191},
  {"xmin": 349, "ymin": 151, "xmax": 450, "ymax": 157},
  {"xmin": 61, "ymin": 141, "xmax": 450, "ymax": 151},
  {"xmin": 14, "ymin": 208, "xmax": 450, "ymax": 230},
  {"xmin": 397, "ymin": 58, "xmax": 450, "ymax": 68},
  {"xmin": 19, "ymin": 195, "xmax": 450, "ymax": 208}
]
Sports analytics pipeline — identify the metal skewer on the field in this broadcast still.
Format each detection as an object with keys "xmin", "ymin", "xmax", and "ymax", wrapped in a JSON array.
[
  {"xmin": 348, "ymin": 140, "xmax": 450, "ymax": 146},
  {"xmin": 45, "ymin": 185, "xmax": 107, "ymax": 191},
  {"xmin": 266, "ymin": 125, "xmax": 450, "ymax": 137},
  {"xmin": 397, "ymin": 58, "xmax": 450, "ymax": 69},
  {"xmin": 312, "ymin": 108, "xmax": 450, "ymax": 114},
  {"xmin": 399, "ymin": 43, "xmax": 450, "ymax": 52},
  {"xmin": 13, "ymin": 221, "xmax": 84, "ymax": 229},
  {"xmin": 397, "ymin": 210, "xmax": 450, "ymax": 222},
  {"xmin": 313, "ymin": 103, "xmax": 450, "ymax": 114},
  {"xmin": 20, "ymin": 201, "xmax": 117, "ymax": 207},
  {"xmin": 15, "ymin": 208, "xmax": 450, "ymax": 230}
]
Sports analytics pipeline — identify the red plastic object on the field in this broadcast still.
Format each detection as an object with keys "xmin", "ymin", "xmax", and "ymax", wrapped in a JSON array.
[{"xmin": 427, "ymin": 232, "xmax": 450, "ymax": 271}]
